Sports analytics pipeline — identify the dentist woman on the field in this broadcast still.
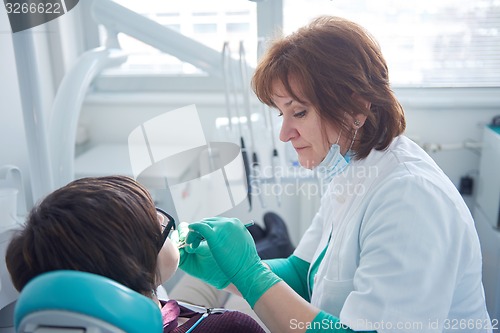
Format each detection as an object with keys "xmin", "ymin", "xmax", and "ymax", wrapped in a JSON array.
[{"xmin": 178, "ymin": 16, "xmax": 492, "ymax": 333}]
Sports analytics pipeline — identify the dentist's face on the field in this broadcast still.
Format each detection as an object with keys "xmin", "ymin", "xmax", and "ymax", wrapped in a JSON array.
[{"xmin": 272, "ymin": 80, "xmax": 341, "ymax": 169}]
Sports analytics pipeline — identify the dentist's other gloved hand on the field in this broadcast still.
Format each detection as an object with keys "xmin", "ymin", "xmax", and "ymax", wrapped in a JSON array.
[
  {"xmin": 173, "ymin": 222, "xmax": 230, "ymax": 289},
  {"xmin": 187, "ymin": 217, "xmax": 282, "ymax": 308}
]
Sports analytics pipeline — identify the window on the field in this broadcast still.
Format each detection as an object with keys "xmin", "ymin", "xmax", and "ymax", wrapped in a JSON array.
[
  {"xmin": 193, "ymin": 23, "xmax": 217, "ymax": 34},
  {"xmin": 227, "ymin": 23, "xmax": 250, "ymax": 34},
  {"xmin": 89, "ymin": 0, "xmax": 500, "ymax": 88},
  {"xmin": 283, "ymin": 0, "xmax": 500, "ymax": 87},
  {"xmin": 97, "ymin": 0, "xmax": 258, "ymax": 76}
]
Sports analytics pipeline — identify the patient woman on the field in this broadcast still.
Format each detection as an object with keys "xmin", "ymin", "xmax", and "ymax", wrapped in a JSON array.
[{"xmin": 5, "ymin": 175, "xmax": 265, "ymax": 333}]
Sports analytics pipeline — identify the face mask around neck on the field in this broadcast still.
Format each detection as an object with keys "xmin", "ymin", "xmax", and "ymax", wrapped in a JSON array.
[{"xmin": 315, "ymin": 143, "xmax": 351, "ymax": 183}]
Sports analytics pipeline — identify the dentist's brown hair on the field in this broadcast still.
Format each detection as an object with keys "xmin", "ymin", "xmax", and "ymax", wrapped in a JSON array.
[{"xmin": 252, "ymin": 16, "xmax": 406, "ymax": 159}]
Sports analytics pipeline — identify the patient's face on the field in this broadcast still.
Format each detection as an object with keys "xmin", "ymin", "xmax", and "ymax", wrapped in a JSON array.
[{"xmin": 157, "ymin": 237, "xmax": 180, "ymax": 284}]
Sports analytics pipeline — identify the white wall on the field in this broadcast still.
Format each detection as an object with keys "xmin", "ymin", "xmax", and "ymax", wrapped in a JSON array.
[{"xmin": 399, "ymin": 88, "xmax": 500, "ymax": 208}]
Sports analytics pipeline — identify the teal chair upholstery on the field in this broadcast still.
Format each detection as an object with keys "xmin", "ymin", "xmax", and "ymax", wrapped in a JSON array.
[{"xmin": 14, "ymin": 270, "xmax": 162, "ymax": 333}]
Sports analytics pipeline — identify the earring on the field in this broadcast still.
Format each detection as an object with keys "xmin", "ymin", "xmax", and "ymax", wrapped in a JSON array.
[
  {"xmin": 354, "ymin": 119, "xmax": 361, "ymax": 127},
  {"xmin": 348, "ymin": 128, "xmax": 358, "ymax": 151}
]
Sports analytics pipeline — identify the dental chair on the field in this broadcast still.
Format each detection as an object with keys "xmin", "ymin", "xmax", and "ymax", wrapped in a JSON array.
[{"xmin": 14, "ymin": 270, "xmax": 163, "ymax": 333}]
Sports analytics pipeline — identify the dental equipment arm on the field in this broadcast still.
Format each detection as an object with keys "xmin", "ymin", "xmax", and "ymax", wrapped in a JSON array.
[
  {"xmin": 91, "ymin": 0, "xmax": 247, "ymax": 79},
  {"xmin": 11, "ymin": 30, "xmax": 53, "ymax": 201},
  {"xmin": 51, "ymin": 0, "xmax": 253, "ymax": 189},
  {"xmin": 49, "ymin": 47, "xmax": 127, "ymax": 189},
  {"xmin": 12, "ymin": 0, "xmax": 256, "ymax": 200}
]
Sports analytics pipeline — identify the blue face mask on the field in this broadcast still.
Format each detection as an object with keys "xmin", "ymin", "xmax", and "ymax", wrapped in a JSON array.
[
  {"xmin": 315, "ymin": 113, "xmax": 358, "ymax": 183},
  {"xmin": 315, "ymin": 143, "xmax": 351, "ymax": 183}
]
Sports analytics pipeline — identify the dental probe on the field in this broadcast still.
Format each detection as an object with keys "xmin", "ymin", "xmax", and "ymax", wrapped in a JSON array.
[{"xmin": 177, "ymin": 220, "xmax": 255, "ymax": 249}]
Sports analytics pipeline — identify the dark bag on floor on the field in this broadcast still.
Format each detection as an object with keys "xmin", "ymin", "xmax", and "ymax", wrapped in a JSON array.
[{"xmin": 247, "ymin": 212, "xmax": 295, "ymax": 260}]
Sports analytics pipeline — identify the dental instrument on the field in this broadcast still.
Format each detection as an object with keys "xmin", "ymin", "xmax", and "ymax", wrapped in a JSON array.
[
  {"xmin": 241, "ymin": 137, "xmax": 253, "ymax": 211},
  {"xmin": 257, "ymin": 39, "xmax": 281, "ymax": 207},
  {"xmin": 222, "ymin": 42, "xmax": 234, "ymax": 133},
  {"xmin": 177, "ymin": 221, "xmax": 255, "ymax": 249},
  {"xmin": 183, "ymin": 306, "xmax": 229, "ymax": 333},
  {"xmin": 222, "ymin": 41, "xmax": 252, "ymax": 210},
  {"xmin": 256, "ymin": 39, "xmax": 270, "ymax": 130},
  {"xmin": 185, "ymin": 312, "xmax": 209, "ymax": 333},
  {"xmin": 239, "ymin": 41, "xmax": 265, "ymax": 210}
]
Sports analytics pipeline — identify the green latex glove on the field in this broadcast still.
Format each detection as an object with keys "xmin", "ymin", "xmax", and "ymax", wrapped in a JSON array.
[
  {"xmin": 173, "ymin": 222, "xmax": 230, "ymax": 289},
  {"xmin": 187, "ymin": 217, "xmax": 282, "ymax": 308}
]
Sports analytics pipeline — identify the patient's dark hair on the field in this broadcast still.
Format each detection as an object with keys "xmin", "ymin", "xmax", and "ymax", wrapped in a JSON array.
[{"xmin": 5, "ymin": 175, "xmax": 161, "ymax": 297}]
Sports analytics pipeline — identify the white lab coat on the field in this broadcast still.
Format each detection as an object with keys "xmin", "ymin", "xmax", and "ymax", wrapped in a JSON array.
[{"xmin": 294, "ymin": 136, "xmax": 492, "ymax": 333}]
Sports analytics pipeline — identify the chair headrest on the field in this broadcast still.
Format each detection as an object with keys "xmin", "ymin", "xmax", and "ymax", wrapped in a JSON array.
[{"xmin": 14, "ymin": 270, "xmax": 162, "ymax": 333}]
